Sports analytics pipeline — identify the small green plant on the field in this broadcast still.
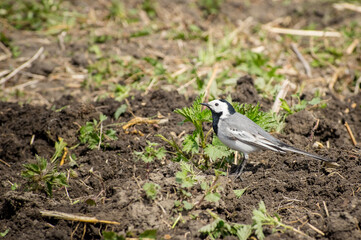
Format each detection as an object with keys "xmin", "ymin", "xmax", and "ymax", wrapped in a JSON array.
[
  {"xmin": 199, "ymin": 210, "xmax": 252, "ymax": 240},
  {"xmin": 114, "ymin": 104, "xmax": 127, "ymax": 120},
  {"xmin": 0, "ymin": 229, "xmax": 9, "ymax": 237},
  {"xmin": 106, "ymin": 0, "xmax": 139, "ymax": 24},
  {"xmin": 142, "ymin": 0, "xmax": 157, "ymax": 19},
  {"xmin": 198, "ymin": 0, "xmax": 223, "ymax": 16},
  {"xmin": 0, "ymin": 32, "xmax": 21, "ymax": 58},
  {"xmin": 236, "ymin": 51, "xmax": 284, "ymax": 98},
  {"xmin": 143, "ymin": 182, "xmax": 161, "ymax": 200},
  {"xmin": 280, "ymin": 92, "xmax": 327, "ymax": 116},
  {"xmin": 79, "ymin": 113, "xmax": 118, "ymax": 150},
  {"xmin": 233, "ymin": 187, "xmax": 247, "ymax": 199},
  {"xmin": 22, "ymin": 139, "xmax": 68, "ymax": 196},
  {"xmin": 174, "ymin": 162, "xmax": 222, "ymax": 210},
  {"xmin": 134, "ymin": 141, "xmax": 166, "ymax": 163},
  {"xmin": 252, "ymin": 201, "xmax": 307, "ymax": 239},
  {"xmin": 200, "ymin": 201, "xmax": 307, "ymax": 240},
  {"xmin": 10, "ymin": 182, "xmax": 18, "ymax": 191},
  {"xmin": 0, "ymin": 0, "xmax": 78, "ymax": 33}
]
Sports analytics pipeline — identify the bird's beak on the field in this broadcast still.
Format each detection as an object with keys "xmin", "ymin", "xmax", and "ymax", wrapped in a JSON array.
[{"xmin": 200, "ymin": 103, "xmax": 209, "ymax": 107}]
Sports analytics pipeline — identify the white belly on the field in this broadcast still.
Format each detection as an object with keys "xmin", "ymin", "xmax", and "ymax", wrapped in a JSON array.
[{"xmin": 218, "ymin": 133, "xmax": 259, "ymax": 154}]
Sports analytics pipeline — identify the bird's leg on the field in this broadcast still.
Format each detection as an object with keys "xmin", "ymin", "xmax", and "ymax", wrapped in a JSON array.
[{"xmin": 234, "ymin": 153, "xmax": 248, "ymax": 180}]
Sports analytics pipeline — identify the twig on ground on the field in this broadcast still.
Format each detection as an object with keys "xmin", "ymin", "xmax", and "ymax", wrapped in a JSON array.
[
  {"xmin": 290, "ymin": 43, "xmax": 312, "ymax": 77},
  {"xmin": 145, "ymin": 77, "xmax": 157, "ymax": 95},
  {"xmin": 328, "ymin": 68, "xmax": 344, "ymax": 91},
  {"xmin": 354, "ymin": 76, "xmax": 361, "ymax": 95},
  {"xmin": 333, "ymin": 3, "xmax": 361, "ymax": 13},
  {"xmin": 0, "ymin": 41, "xmax": 11, "ymax": 61},
  {"xmin": 97, "ymin": 121, "xmax": 103, "ymax": 150},
  {"xmin": 203, "ymin": 64, "xmax": 219, "ymax": 103},
  {"xmin": 0, "ymin": 47, "xmax": 44, "ymax": 85},
  {"xmin": 0, "ymin": 70, "xmax": 11, "ymax": 78},
  {"xmin": 40, "ymin": 210, "xmax": 120, "ymax": 225},
  {"xmin": 346, "ymin": 39, "xmax": 359, "ymax": 55},
  {"xmin": 309, "ymin": 119, "xmax": 320, "ymax": 142},
  {"xmin": 323, "ymin": 201, "xmax": 329, "ymax": 217},
  {"xmin": 307, "ymin": 222, "xmax": 325, "ymax": 236},
  {"xmin": 70, "ymin": 222, "xmax": 81, "ymax": 240},
  {"xmin": 264, "ymin": 26, "xmax": 341, "ymax": 38},
  {"xmin": 177, "ymin": 78, "xmax": 196, "ymax": 92},
  {"xmin": 122, "ymin": 117, "xmax": 161, "ymax": 130},
  {"xmin": 0, "ymin": 159, "xmax": 11, "ymax": 167},
  {"xmin": 344, "ymin": 121, "xmax": 357, "ymax": 146},
  {"xmin": 155, "ymin": 200, "xmax": 167, "ymax": 215},
  {"xmin": 272, "ymin": 79, "xmax": 295, "ymax": 113}
]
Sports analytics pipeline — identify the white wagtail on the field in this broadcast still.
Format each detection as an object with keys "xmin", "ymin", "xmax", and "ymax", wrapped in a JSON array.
[{"xmin": 201, "ymin": 99, "xmax": 334, "ymax": 179}]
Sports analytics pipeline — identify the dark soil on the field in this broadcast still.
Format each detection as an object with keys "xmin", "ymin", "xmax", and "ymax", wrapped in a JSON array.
[
  {"xmin": 1, "ymin": 83, "xmax": 360, "ymax": 239},
  {"xmin": 1, "ymin": 0, "xmax": 361, "ymax": 239}
]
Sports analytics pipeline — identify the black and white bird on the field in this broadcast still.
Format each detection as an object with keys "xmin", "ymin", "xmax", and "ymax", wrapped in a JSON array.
[{"xmin": 201, "ymin": 99, "xmax": 334, "ymax": 179}]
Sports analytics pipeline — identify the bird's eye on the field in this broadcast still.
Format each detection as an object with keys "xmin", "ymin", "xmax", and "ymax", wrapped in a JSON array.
[{"xmin": 215, "ymin": 103, "xmax": 219, "ymax": 106}]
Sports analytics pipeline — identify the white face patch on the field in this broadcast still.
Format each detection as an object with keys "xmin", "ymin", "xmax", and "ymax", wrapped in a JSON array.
[{"xmin": 207, "ymin": 100, "xmax": 231, "ymax": 117}]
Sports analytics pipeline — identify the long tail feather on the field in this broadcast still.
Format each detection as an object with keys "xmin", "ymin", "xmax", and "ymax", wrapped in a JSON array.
[{"xmin": 281, "ymin": 145, "xmax": 335, "ymax": 162}]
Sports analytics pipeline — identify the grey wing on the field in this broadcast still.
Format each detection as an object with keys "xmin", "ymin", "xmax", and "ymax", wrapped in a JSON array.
[{"xmin": 224, "ymin": 113, "xmax": 286, "ymax": 153}]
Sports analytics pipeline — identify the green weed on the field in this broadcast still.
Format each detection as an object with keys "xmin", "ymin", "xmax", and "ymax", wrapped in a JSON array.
[
  {"xmin": 173, "ymin": 162, "xmax": 223, "ymax": 210},
  {"xmin": 233, "ymin": 187, "xmax": 247, "ymax": 198},
  {"xmin": 0, "ymin": 32, "xmax": 21, "ymax": 58},
  {"xmin": 142, "ymin": 0, "xmax": 157, "ymax": 19},
  {"xmin": 114, "ymin": 104, "xmax": 127, "ymax": 120},
  {"xmin": 200, "ymin": 201, "xmax": 307, "ymax": 240},
  {"xmin": 107, "ymin": 0, "xmax": 138, "ymax": 23},
  {"xmin": 0, "ymin": 0, "xmax": 78, "ymax": 33},
  {"xmin": 79, "ymin": 113, "xmax": 118, "ymax": 150},
  {"xmin": 134, "ymin": 141, "xmax": 166, "ymax": 163},
  {"xmin": 199, "ymin": 210, "xmax": 252, "ymax": 240},
  {"xmin": 22, "ymin": 139, "xmax": 68, "ymax": 196},
  {"xmin": 280, "ymin": 92, "xmax": 327, "ymax": 115},
  {"xmin": 167, "ymin": 24, "xmax": 207, "ymax": 41},
  {"xmin": 143, "ymin": 182, "xmax": 161, "ymax": 200},
  {"xmin": 198, "ymin": 0, "xmax": 223, "ymax": 16},
  {"xmin": 10, "ymin": 182, "xmax": 18, "ymax": 191},
  {"xmin": 0, "ymin": 229, "xmax": 9, "ymax": 237}
]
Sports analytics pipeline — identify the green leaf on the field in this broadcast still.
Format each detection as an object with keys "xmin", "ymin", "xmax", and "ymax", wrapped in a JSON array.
[
  {"xmin": 280, "ymin": 98, "xmax": 293, "ymax": 114},
  {"xmin": 143, "ymin": 182, "xmax": 160, "ymax": 200},
  {"xmin": 205, "ymin": 192, "xmax": 221, "ymax": 202},
  {"xmin": 252, "ymin": 201, "xmax": 267, "ymax": 240},
  {"xmin": 105, "ymin": 129, "xmax": 118, "ymax": 140},
  {"xmin": 199, "ymin": 219, "xmax": 223, "ymax": 233},
  {"xmin": 52, "ymin": 138, "xmax": 67, "ymax": 162},
  {"xmin": 200, "ymin": 182, "xmax": 208, "ymax": 190},
  {"xmin": 233, "ymin": 187, "xmax": 247, "ymax": 198},
  {"xmin": 309, "ymin": 97, "xmax": 321, "ymax": 105},
  {"xmin": 204, "ymin": 136, "xmax": 232, "ymax": 160},
  {"xmin": 183, "ymin": 200, "xmax": 193, "ymax": 210},
  {"xmin": 182, "ymin": 134, "xmax": 199, "ymax": 154},
  {"xmin": 174, "ymin": 200, "xmax": 181, "ymax": 207},
  {"xmin": 155, "ymin": 147, "xmax": 166, "ymax": 159},
  {"xmin": 0, "ymin": 229, "xmax": 9, "ymax": 237},
  {"xmin": 114, "ymin": 104, "xmax": 127, "ymax": 120},
  {"xmin": 139, "ymin": 229, "xmax": 157, "ymax": 239},
  {"xmin": 99, "ymin": 113, "xmax": 107, "ymax": 122},
  {"xmin": 235, "ymin": 224, "xmax": 252, "ymax": 240},
  {"xmin": 11, "ymin": 183, "xmax": 18, "ymax": 191},
  {"xmin": 141, "ymin": 155, "xmax": 153, "ymax": 163}
]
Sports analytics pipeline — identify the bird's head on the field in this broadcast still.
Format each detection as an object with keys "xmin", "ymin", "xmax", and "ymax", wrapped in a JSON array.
[{"xmin": 201, "ymin": 99, "xmax": 236, "ymax": 117}]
